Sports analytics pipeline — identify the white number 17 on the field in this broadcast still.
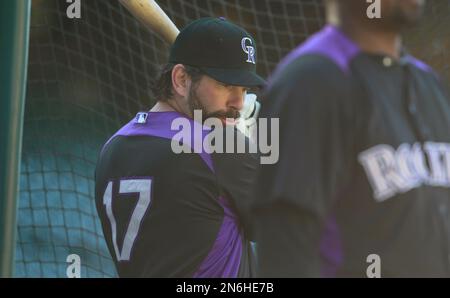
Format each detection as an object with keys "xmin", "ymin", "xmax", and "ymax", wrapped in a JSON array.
[{"xmin": 102, "ymin": 178, "xmax": 152, "ymax": 261}]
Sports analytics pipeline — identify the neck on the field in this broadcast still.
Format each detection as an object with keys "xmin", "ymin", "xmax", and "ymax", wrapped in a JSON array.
[
  {"xmin": 150, "ymin": 100, "xmax": 178, "ymax": 113},
  {"xmin": 335, "ymin": 18, "xmax": 402, "ymax": 59}
]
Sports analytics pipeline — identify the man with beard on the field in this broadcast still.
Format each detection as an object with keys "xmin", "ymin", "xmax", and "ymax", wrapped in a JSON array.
[
  {"xmin": 252, "ymin": 0, "xmax": 450, "ymax": 277},
  {"xmin": 94, "ymin": 17, "xmax": 265, "ymax": 277}
]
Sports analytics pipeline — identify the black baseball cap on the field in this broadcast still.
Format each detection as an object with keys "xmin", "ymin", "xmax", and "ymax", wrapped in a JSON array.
[{"xmin": 169, "ymin": 17, "xmax": 266, "ymax": 88}]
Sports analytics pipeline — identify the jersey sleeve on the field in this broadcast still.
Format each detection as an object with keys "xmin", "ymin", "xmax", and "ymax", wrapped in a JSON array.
[
  {"xmin": 211, "ymin": 128, "xmax": 259, "ymax": 240},
  {"xmin": 252, "ymin": 55, "xmax": 359, "ymax": 276}
]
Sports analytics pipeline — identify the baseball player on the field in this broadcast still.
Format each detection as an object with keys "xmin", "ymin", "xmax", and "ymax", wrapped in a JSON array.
[
  {"xmin": 94, "ymin": 17, "xmax": 265, "ymax": 277},
  {"xmin": 252, "ymin": 0, "xmax": 450, "ymax": 277}
]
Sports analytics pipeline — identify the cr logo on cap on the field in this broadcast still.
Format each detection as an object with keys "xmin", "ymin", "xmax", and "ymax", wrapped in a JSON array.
[{"xmin": 241, "ymin": 37, "xmax": 256, "ymax": 65}]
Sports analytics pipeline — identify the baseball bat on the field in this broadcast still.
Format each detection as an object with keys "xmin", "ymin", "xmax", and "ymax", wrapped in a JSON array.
[{"xmin": 119, "ymin": 0, "xmax": 180, "ymax": 44}]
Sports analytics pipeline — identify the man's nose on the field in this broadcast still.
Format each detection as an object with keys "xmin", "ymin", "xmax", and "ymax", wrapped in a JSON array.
[{"xmin": 228, "ymin": 88, "xmax": 245, "ymax": 111}]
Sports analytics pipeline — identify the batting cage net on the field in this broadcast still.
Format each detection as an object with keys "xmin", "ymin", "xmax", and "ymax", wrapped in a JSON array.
[{"xmin": 17, "ymin": 0, "xmax": 450, "ymax": 277}]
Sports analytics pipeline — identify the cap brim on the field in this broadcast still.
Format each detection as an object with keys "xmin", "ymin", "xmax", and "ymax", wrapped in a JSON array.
[{"xmin": 200, "ymin": 67, "xmax": 266, "ymax": 88}]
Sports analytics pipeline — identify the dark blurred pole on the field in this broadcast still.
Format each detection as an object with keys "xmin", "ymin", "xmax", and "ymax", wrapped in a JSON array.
[{"xmin": 0, "ymin": 0, "xmax": 31, "ymax": 277}]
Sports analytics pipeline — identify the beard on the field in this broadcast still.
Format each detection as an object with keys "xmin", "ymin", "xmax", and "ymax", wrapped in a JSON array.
[
  {"xmin": 386, "ymin": 0, "xmax": 426, "ymax": 30},
  {"xmin": 187, "ymin": 85, "xmax": 240, "ymax": 123}
]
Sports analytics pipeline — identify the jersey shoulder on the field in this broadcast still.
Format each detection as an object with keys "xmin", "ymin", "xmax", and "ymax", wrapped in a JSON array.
[
  {"xmin": 270, "ymin": 25, "xmax": 360, "ymax": 85},
  {"xmin": 266, "ymin": 25, "xmax": 362, "ymax": 112}
]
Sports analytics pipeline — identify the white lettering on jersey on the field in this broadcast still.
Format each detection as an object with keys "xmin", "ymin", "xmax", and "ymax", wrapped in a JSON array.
[{"xmin": 358, "ymin": 142, "xmax": 450, "ymax": 202}]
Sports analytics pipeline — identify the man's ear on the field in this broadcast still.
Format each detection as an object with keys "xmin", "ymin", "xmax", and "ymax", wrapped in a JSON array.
[{"xmin": 172, "ymin": 64, "xmax": 190, "ymax": 98}]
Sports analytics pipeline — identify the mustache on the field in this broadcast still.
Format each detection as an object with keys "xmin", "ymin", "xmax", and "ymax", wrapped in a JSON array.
[{"xmin": 205, "ymin": 109, "xmax": 241, "ymax": 120}]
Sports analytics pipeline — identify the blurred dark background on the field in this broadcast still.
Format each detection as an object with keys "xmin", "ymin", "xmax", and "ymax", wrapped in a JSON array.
[{"xmin": 17, "ymin": 0, "xmax": 450, "ymax": 277}]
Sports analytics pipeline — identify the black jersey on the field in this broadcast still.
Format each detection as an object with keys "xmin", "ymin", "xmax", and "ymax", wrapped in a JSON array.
[
  {"xmin": 95, "ymin": 111, "xmax": 257, "ymax": 277},
  {"xmin": 253, "ymin": 25, "xmax": 450, "ymax": 277}
]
